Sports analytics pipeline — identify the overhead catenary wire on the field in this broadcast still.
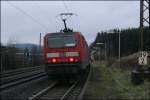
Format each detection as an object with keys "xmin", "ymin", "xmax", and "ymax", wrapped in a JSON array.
[
  {"xmin": 62, "ymin": 0, "xmax": 72, "ymax": 27},
  {"xmin": 62, "ymin": 0, "xmax": 70, "ymax": 13},
  {"xmin": 35, "ymin": 4, "xmax": 58, "ymax": 31},
  {"xmin": 7, "ymin": 1, "xmax": 50, "ymax": 32},
  {"xmin": 61, "ymin": 1, "xmax": 79, "ymax": 31}
]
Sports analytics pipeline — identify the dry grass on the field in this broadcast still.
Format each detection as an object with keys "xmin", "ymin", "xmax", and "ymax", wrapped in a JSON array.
[{"xmin": 83, "ymin": 62, "xmax": 150, "ymax": 100}]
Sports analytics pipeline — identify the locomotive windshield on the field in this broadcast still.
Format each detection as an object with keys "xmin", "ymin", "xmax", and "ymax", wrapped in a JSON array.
[{"xmin": 47, "ymin": 35, "xmax": 76, "ymax": 48}]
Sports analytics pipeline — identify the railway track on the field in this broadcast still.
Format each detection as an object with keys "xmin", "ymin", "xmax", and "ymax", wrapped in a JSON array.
[
  {"xmin": 0, "ymin": 66, "xmax": 44, "ymax": 78},
  {"xmin": 0, "ymin": 66, "xmax": 47, "ymax": 91},
  {"xmin": 29, "ymin": 65, "xmax": 91, "ymax": 100}
]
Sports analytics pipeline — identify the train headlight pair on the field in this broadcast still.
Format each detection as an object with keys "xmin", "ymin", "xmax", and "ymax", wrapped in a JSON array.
[{"xmin": 47, "ymin": 52, "xmax": 79, "ymax": 63}]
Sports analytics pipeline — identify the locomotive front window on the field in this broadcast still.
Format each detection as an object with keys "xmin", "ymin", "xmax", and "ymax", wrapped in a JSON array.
[{"xmin": 47, "ymin": 36, "xmax": 76, "ymax": 48}]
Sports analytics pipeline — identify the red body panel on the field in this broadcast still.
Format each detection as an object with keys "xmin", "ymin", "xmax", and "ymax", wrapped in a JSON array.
[{"xmin": 43, "ymin": 32, "xmax": 89, "ymax": 70}]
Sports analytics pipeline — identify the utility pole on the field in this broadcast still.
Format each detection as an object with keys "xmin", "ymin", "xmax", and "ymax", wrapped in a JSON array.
[
  {"xmin": 39, "ymin": 33, "xmax": 41, "ymax": 51},
  {"xmin": 39, "ymin": 33, "xmax": 42, "ymax": 65},
  {"xmin": 139, "ymin": 0, "xmax": 149, "ymax": 51},
  {"xmin": 131, "ymin": 0, "xmax": 149, "ymax": 85},
  {"xmin": 139, "ymin": 0, "xmax": 149, "ymax": 67},
  {"xmin": 104, "ymin": 43, "xmax": 107, "ymax": 61},
  {"xmin": 118, "ymin": 31, "xmax": 120, "ymax": 67}
]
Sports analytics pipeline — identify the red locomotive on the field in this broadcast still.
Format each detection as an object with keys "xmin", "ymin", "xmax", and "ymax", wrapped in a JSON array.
[
  {"xmin": 43, "ymin": 13, "xmax": 90, "ymax": 79},
  {"xmin": 44, "ymin": 32, "xmax": 90, "ymax": 78}
]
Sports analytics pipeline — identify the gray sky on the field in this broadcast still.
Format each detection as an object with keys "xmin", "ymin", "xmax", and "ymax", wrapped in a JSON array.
[{"xmin": 1, "ymin": 1, "xmax": 140, "ymax": 45}]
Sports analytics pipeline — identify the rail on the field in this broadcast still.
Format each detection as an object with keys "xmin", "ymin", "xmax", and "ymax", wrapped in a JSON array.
[
  {"xmin": 28, "ymin": 65, "xmax": 91, "ymax": 100},
  {"xmin": 0, "ymin": 66, "xmax": 46, "ymax": 91}
]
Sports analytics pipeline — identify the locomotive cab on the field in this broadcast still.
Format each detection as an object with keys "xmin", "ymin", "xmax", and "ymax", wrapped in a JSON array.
[{"xmin": 44, "ymin": 32, "xmax": 90, "ymax": 78}]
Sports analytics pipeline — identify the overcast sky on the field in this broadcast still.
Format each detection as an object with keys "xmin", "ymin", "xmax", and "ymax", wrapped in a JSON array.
[{"xmin": 1, "ymin": 1, "xmax": 140, "ymax": 45}]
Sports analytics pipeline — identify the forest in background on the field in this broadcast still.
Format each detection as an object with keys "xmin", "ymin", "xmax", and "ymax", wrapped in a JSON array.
[{"xmin": 90, "ymin": 27, "xmax": 150, "ymax": 58}]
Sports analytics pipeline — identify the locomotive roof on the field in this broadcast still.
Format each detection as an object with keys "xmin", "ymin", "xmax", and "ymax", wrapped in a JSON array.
[{"xmin": 45, "ymin": 32, "xmax": 81, "ymax": 37}]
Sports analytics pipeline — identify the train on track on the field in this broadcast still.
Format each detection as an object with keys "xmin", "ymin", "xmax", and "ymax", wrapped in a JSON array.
[{"xmin": 43, "ymin": 13, "xmax": 90, "ymax": 79}]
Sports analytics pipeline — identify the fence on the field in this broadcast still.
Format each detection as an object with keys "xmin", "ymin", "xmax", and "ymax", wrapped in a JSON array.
[{"xmin": 1, "ymin": 52, "xmax": 44, "ymax": 71}]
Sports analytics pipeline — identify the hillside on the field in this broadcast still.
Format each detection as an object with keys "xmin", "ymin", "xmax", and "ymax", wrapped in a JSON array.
[{"xmin": 14, "ymin": 43, "xmax": 39, "ymax": 50}]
